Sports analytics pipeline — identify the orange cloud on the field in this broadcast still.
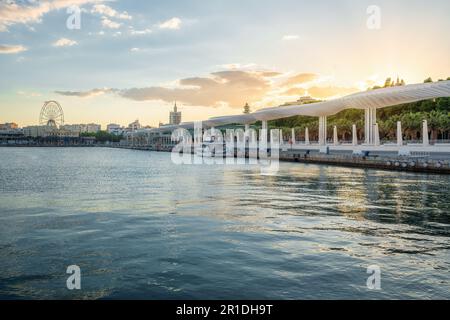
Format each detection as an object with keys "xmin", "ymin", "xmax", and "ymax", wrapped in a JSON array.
[
  {"xmin": 118, "ymin": 70, "xmax": 277, "ymax": 108},
  {"xmin": 55, "ymin": 69, "xmax": 364, "ymax": 109},
  {"xmin": 307, "ymin": 86, "xmax": 359, "ymax": 98},
  {"xmin": 283, "ymin": 73, "xmax": 319, "ymax": 87},
  {"xmin": 282, "ymin": 87, "xmax": 306, "ymax": 96}
]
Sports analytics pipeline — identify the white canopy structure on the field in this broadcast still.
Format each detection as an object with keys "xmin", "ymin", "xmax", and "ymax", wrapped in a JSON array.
[{"xmin": 151, "ymin": 80, "xmax": 450, "ymax": 133}]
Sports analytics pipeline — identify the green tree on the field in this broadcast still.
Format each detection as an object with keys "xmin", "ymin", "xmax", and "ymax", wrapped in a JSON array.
[
  {"xmin": 384, "ymin": 77, "xmax": 393, "ymax": 87},
  {"xmin": 81, "ymin": 131, "xmax": 122, "ymax": 143},
  {"xmin": 427, "ymin": 110, "xmax": 450, "ymax": 140},
  {"xmin": 379, "ymin": 117, "xmax": 398, "ymax": 141},
  {"xmin": 401, "ymin": 112, "xmax": 423, "ymax": 140},
  {"xmin": 424, "ymin": 77, "xmax": 433, "ymax": 83},
  {"xmin": 436, "ymin": 97, "xmax": 450, "ymax": 112},
  {"xmin": 243, "ymin": 103, "xmax": 251, "ymax": 114}
]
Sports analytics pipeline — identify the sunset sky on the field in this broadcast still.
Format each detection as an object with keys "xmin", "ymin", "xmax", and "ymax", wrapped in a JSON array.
[{"xmin": 1, "ymin": 0, "xmax": 450, "ymax": 128}]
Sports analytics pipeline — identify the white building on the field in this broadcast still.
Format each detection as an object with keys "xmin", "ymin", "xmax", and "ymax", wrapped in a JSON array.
[
  {"xmin": 282, "ymin": 96, "xmax": 320, "ymax": 106},
  {"xmin": 128, "ymin": 120, "xmax": 141, "ymax": 132},
  {"xmin": 23, "ymin": 125, "xmax": 53, "ymax": 137},
  {"xmin": 86, "ymin": 123, "xmax": 101, "ymax": 133},
  {"xmin": 23, "ymin": 125, "xmax": 79, "ymax": 138},
  {"xmin": 107, "ymin": 123, "xmax": 125, "ymax": 136},
  {"xmin": 107, "ymin": 123, "xmax": 120, "ymax": 132},
  {"xmin": 0, "ymin": 122, "xmax": 19, "ymax": 130},
  {"xmin": 60, "ymin": 123, "xmax": 101, "ymax": 134}
]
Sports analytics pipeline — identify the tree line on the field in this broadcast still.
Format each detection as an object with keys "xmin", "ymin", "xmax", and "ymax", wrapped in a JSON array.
[{"xmin": 81, "ymin": 131, "xmax": 123, "ymax": 143}]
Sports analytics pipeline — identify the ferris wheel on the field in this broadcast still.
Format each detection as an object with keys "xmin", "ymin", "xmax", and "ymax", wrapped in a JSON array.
[{"xmin": 39, "ymin": 101, "xmax": 64, "ymax": 127}]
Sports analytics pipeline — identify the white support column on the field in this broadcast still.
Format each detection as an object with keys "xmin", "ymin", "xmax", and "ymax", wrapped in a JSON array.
[
  {"xmin": 371, "ymin": 107, "xmax": 377, "ymax": 144},
  {"xmin": 397, "ymin": 121, "xmax": 403, "ymax": 146},
  {"xmin": 374, "ymin": 123, "xmax": 380, "ymax": 146},
  {"xmin": 423, "ymin": 120, "xmax": 429, "ymax": 146},
  {"xmin": 260, "ymin": 120, "xmax": 268, "ymax": 147},
  {"xmin": 305, "ymin": 127, "xmax": 310, "ymax": 145},
  {"xmin": 333, "ymin": 126, "xmax": 338, "ymax": 145},
  {"xmin": 318, "ymin": 116, "xmax": 327, "ymax": 145},
  {"xmin": 262, "ymin": 121, "xmax": 268, "ymax": 130},
  {"xmin": 352, "ymin": 124, "xmax": 357, "ymax": 146},
  {"xmin": 291, "ymin": 128, "xmax": 296, "ymax": 145},
  {"xmin": 319, "ymin": 117, "xmax": 323, "ymax": 145},
  {"xmin": 364, "ymin": 107, "xmax": 377, "ymax": 145},
  {"xmin": 244, "ymin": 124, "xmax": 250, "ymax": 146},
  {"xmin": 210, "ymin": 127, "xmax": 216, "ymax": 143}
]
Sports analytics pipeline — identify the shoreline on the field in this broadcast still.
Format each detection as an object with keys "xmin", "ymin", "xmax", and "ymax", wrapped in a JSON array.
[{"xmin": 3, "ymin": 144, "xmax": 449, "ymax": 174}]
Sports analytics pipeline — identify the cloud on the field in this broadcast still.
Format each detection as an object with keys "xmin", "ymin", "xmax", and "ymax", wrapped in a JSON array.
[
  {"xmin": 17, "ymin": 90, "xmax": 42, "ymax": 98},
  {"xmin": 307, "ymin": 86, "xmax": 359, "ymax": 98},
  {"xmin": 260, "ymin": 71, "xmax": 282, "ymax": 78},
  {"xmin": 101, "ymin": 16, "xmax": 121, "ymax": 29},
  {"xmin": 57, "ymin": 71, "xmax": 277, "ymax": 108},
  {"xmin": 283, "ymin": 73, "xmax": 319, "ymax": 86},
  {"xmin": 119, "ymin": 71, "xmax": 273, "ymax": 108},
  {"xmin": 53, "ymin": 38, "xmax": 77, "ymax": 47},
  {"xmin": 282, "ymin": 87, "xmax": 306, "ymax": 96},
  {"xmin": 0, "ymin": 0, "xmax": 102, "ymax": 32},
  {"xmin": 130, "ymin": 28, "xmax": 152, "ymax": 35},
  {"xmin": 0, "ymin": 44, "xmax": 27, "ymax": 54},
  {"xmin": 219, "ymin": 63, "xmax": 255, "ymax": 70},
  {"xmin": 159, "ymin": 17, "xmax": 182, "ymax": 30},
  {"xmin": 55, "ymin": 88, "xmax": 114, "ymax": 98},
  {"xmin": 130, "ymin": 47, "xmax": 140, "ymax": 52},
  {"xmin": 282, "ymin": 35, "xmax": 300, "ymax": 41},
  {"xmin": 91, "ymin": 4, "xmax": 131, "ymax": 20},
  {"xmin": 55, "ymin": 69, "xmax": 363, "ymax": 109}
]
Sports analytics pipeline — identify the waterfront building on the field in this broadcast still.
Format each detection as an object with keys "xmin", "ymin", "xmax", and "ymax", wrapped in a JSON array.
[
  {"xmin": 0, "ymin": 126, "xmax": 23, "ymax": 144},
  {"xmin": 107, "ymin": 123, "xmax": 126, "ymax": 136},
  {"xmin": 107, "ymin": 123, "xmax": 121, "ymax": 133},
  {"xmin": 49, "ymin": 128, "xmax": 80, "ymax": 138},
  {"xmin": 60, "ymin": 123, "xmax": 101, "ymax": 134},
  {"xmin": 169, "ymin": 102, "xmax": 182, "ymax": 125},
  {"xmin": 23, "ymin": 125, "xmax": 53, "ymax": 138},
  {"xmin": 60, "ymin": 124, "xmax": 80, "ymax": 133},
  {"xmin": 86, "ymin": 123, "xmax": 101, "ymax": 133},
  {"xmin": 23, "ymin": 125, "xmax": 79, "ymax": 138},
  {"xmin": 282, "ymin": 96, "xmax": 320, "ymax": 106},
  {"xmin": 0, "ymin": 122, "xmax": 19, "ymax": 130},
  {"xmin": 128, "ymin": 120, "xmax": 141, "ymax": 132}
]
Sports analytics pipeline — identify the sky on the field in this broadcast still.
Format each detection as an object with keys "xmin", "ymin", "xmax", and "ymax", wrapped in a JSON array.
[{"xmin": 1, "ymin": 0, "xmax": 450, "ymax": 128}]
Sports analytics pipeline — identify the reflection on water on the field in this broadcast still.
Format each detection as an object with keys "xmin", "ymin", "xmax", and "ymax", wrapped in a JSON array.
[{"xmin": 0, "ymin": 147, "xmax": 449, "ymax": 299}]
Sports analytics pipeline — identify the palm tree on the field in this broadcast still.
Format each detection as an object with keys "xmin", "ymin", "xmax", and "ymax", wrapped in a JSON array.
[
  {"xmin": 335, "ymin": 118, "xmax": 352, "ymax": 141},
  {"xmin": 401, "ymin": 112, "xmax": 423, "ymax": 141},
  {"xmin": 379, "ymin": 118, "xmax": 397, "ymax": 141}
]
